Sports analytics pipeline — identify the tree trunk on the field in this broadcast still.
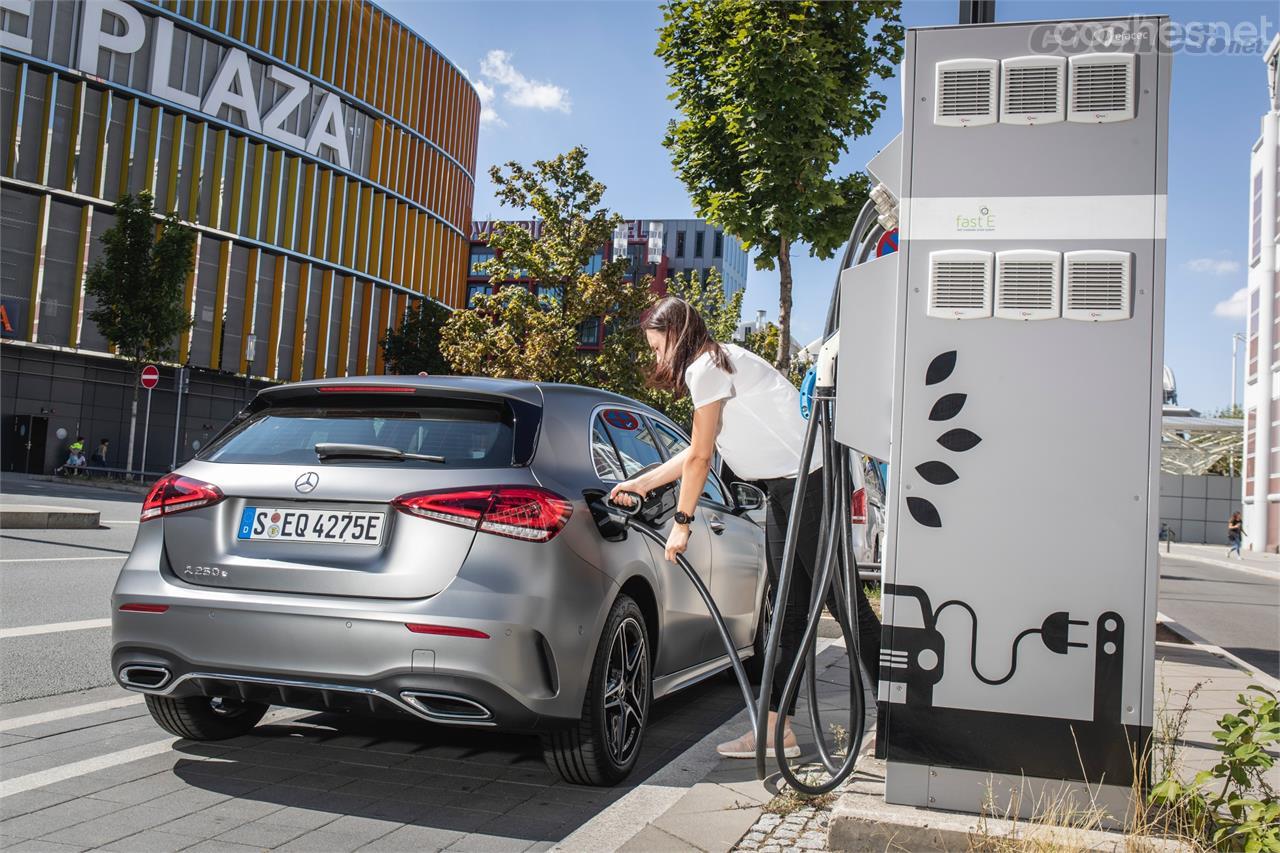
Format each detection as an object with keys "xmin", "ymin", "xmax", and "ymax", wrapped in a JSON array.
[
  {"xmin": 775, "ymin": 234, "xmax": 792, "ymax": 372},
  {"xmin": 126, "ymin": 367, "xmax": 139, "ymax": 478}
]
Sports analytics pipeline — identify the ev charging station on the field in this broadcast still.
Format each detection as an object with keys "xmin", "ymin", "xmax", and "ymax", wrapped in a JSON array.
[{"xmin": 836, "ymin": 16, "xmax": 1171, "ymax": 819}]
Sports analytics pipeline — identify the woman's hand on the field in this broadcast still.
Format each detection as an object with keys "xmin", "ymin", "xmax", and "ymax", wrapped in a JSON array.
[
  {"xmin": 664, "ymin": 523, "xmax": 691, "ymax": 562},
  {"xmin": 609, "ymin": 478, "xmax": 648, "ymax": 508}
]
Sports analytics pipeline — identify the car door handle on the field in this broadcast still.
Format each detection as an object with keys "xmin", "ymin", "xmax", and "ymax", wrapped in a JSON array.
[{"xmin": 709, "ymin": 516, "xmax": 726, "ymax": 534}]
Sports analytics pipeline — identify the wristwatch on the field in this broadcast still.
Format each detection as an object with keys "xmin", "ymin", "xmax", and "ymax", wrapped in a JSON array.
[{"xmin": 673, "ymin": 510, "xmax": 695, "ymax": 526}]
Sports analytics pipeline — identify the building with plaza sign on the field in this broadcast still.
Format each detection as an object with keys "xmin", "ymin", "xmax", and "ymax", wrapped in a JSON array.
[{"xmin": 0, "ymin": 0, "xmax": 479, "ymax": 475}]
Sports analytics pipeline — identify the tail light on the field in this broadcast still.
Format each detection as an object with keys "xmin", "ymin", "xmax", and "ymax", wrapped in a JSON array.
[
  {"xmin": 850, "ymin": 487, "xmax": 867, "ymax": 525},
  {"xmin": 393, "ymin": 486, "xmax": 573, "ymax": 543},
  {"xmin": 140, "ymin": 474, "xmax": 225, "ymax": 522}
]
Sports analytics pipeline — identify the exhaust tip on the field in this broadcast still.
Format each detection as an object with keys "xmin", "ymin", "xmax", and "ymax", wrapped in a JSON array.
[
  {"xmin": 400, "ymin": 690, "xmax": 492, "ymax": 723},
  {"xmin": 120, "ymin": 665, "xmax": 172, "ymax": 690}
]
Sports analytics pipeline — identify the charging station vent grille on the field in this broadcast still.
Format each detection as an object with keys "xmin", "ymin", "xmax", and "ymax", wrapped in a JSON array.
[
  {"xmin": 1063, "ymin": 251, "xmax": 1132, "ymax": 321},
  {"xmin": 1000, "ymin": 56, "xmax": 1065, "ymax": 124},
  {"xmin": 1068, "ymin": 54, "xmax": 1135, "ymax": 123},
  {"xmin": 995, "ymin": 251, "xmax": 1060, "ymax": 320},
  {"xmin": 928, "ymin": 250, "xmax": 992, "ymax": 319},
  {"xmin": 935, "ymin": 59, "xmax": 998, "ymax": 127}
]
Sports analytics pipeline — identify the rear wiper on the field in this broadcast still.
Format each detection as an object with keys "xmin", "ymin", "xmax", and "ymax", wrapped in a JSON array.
[{"xmin": 314, "ymin": 443, "xmax": 445, "ymax": 464}]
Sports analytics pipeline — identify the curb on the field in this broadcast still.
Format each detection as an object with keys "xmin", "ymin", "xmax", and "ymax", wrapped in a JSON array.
[
  {"xmin": 0, "ymin": 505, "xmax": 101, "ymax": 529},
  {"xmin": 1155, "ymin": 612, "xmax": 1280, "ymax": 692},
  {"xmin": 24, "ymin": 474, "xmax": 151, "ymax": 496}
]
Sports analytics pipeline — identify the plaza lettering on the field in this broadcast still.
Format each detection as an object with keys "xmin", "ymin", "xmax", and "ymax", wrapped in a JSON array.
[{"xmin": 70, "ymin": 0, "xmax": 351, "ymax": 168}]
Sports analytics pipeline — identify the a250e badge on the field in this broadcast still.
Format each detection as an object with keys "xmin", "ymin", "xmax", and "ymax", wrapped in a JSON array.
[{"xmin": 183, "ymin": 565, "xmax": 228, "ymax": 578}]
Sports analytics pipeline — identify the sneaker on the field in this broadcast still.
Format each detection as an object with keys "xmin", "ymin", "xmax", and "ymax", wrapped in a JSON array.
[{"xmin": 716, "ymin": 729, "xmax": 800, "ymax": 759}]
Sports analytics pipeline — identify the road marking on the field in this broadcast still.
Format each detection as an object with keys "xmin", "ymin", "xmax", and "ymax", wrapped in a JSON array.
[
  {"xmin": 0, "ymin": 696, "xmax": 144, "ymax": 732},
  {"xmin": 0, "ymin": 738, "xmax": 178, "ymax": 798},
  {"xmin": 0, "ymin": 707, "xmax": 308, "ymax": 799},
  {"xmin": 0, "ymin": 555, "xmax": 124, "ymax": 564},
  {"xmin": 0, "ymin": 618, "xmax": 111, "ymax": 639},
  {"xmin": 1157, "ymin": 611, "xmax": 1280, "ymax": 692},
  {"xmin": 101, "ymin": 520, "xmax": 140, "ymax": 524}
]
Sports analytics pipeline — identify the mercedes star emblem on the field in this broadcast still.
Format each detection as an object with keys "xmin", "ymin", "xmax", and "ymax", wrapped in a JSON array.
[{"xmin": 294, "ymin": 471, "xmax": 319, "ymax": 493}]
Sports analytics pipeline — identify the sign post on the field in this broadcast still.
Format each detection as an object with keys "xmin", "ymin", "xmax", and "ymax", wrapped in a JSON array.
[
  {"xmin": 139, "ymin": 365, "xmax": 159, "ymax": 479},
  {"xmin": 171, "ymin": 366, "xmax": 188, "ymax": 469}
]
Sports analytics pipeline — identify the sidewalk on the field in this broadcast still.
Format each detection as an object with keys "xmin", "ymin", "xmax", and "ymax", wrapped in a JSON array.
[
  {"xmin": 557, "ymin": 630, "xmax": 1277, "ymax": 853},
  {"xmin": 1165, "ymin": 542, "xmax": 1280, "ymax": 579}
]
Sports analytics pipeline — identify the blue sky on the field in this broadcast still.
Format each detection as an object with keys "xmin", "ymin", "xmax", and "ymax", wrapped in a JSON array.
[{"xmin": 385, "ymin": 0, "xmax": 1273, "ymax": 415}]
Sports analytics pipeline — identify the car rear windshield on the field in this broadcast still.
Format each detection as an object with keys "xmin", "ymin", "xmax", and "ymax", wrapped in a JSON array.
[{"xmin": 200, "ymin": 399, "xmax": 519, "ymax": 468}]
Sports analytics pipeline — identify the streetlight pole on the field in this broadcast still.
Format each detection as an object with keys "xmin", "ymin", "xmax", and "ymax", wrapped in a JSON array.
[{"xmin": 1232, "ymin": 332, "xmax": 1246, "ymax": 478}]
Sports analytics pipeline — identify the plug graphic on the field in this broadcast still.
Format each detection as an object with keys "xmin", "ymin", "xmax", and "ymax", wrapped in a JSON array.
[{"xmin": 1039, "ymin": 611, "xmax": 1089, "ymax": 655}]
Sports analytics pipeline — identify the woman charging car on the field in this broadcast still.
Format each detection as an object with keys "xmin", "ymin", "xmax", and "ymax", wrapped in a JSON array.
[{"xmin": 610, "ymin": 296, "xmax": 881, "ymax": 759}]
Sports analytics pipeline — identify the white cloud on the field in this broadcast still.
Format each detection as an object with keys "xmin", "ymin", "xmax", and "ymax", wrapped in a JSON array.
[
  {"xmin": 1213, "ymin": 287, "xmax": 1249, "ymax": 319},
  {"xmin": 473, "ymin": 79, "xmax": 504, "ymax": 128},
  {"xmin": 478, "ymin": 50, "xmax": 571, "ymax": 115},
  {"xmin": 1186, "ymin": 257, "xmax": 1242, "ymax": 276}
]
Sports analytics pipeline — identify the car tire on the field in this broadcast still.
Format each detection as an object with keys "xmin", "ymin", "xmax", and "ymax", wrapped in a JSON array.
[
  {"xmin": 543, "ymin": 594, "xmax": 651, "ymax": 786},
  {"xmin": 144, "ymin": 694, "xmax": 268, "ymax": 740},
  {"xmin": 744, "ymin": 577, "xmax": 775, "ymax": 684}
]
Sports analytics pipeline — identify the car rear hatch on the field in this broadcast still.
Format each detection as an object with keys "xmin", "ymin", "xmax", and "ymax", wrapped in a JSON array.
[{"xmin": 159, "ymin": 381, "xmax": 544, "ymax": 599}]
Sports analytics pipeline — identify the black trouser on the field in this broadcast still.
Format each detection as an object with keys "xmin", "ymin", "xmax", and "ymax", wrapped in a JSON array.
[{"xmin": 762, "ymin": 469, "xmax": 881, "ymax": 715}]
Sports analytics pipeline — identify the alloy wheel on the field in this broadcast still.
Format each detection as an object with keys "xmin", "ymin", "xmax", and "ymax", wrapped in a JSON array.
[{"xmin": 603, "ymin": 616, "xmax": 648, "ymax": 765}]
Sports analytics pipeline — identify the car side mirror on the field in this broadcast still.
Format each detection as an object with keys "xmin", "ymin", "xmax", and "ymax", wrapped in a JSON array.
[{"xmin": 731, "ymin": 482, "xmax": 766, "ymax": 514}]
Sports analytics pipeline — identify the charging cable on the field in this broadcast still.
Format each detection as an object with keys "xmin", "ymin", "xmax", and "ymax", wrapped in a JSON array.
[{"xmin": 935, "ymin": 601, "xmax": 1088, "ymax": 685}]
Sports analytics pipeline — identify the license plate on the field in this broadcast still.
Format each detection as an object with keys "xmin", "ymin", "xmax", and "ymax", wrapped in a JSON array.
[{"xmin": 237, "ymin": 507, "xmax": 385, "ymax": 545}]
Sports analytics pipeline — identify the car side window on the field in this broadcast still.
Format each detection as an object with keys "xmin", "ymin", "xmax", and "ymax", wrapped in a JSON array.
[
  {"xmin": 595, "ymin": 409, "xmax": 663, "ymax": 479},
  {"xmin": 650, "ymin": 420, "xmax": 730, "ymax": 507},
  {"xmin": 592, "ymin": 420, "xmax": 626, "ymax": 481}
]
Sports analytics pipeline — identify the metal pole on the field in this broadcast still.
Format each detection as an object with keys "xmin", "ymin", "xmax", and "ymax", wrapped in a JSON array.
[
  {"xmin": 171, "ymin": 367, "xmax": 186, "ymax": 469},
  {"xmin": 140, "ymin": 388, "xmax": 152, "ymax": 481}
]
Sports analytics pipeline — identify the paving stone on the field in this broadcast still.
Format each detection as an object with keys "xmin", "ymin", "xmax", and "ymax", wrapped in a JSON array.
[
  {"xmin": 0, "ymin": 839, "xmax": 90, "ymax": 852},
  {"xmin": 254, "ymin": 804, "xmax": 342, "ymax": 831},
  {"xmin": 154, "ymin": 798, "xmax": 283, "ymax": 838},
  {"xmin": 654, "ymin": 805, "xmax": 761, "ymax": 852},
  {"xmin": 272, "ymin": 828, "xmax": 389, "ymax": 852},
  {"xmin": 738, "ymin": 841, "xmax": 760, "ymax": 850},
  {"xmin": 214, "ymin": 818, "xmax": 309, "ymax": 848},
  {"xmin": 318, "ymin": 814, "xmax": 405, "ymax": 844},
  {"xmin": 86, "ymin": 773, "xmax": 191, "ymax": 805},
  {"xmin": 794, "ymin": 836, "xmax": 824, "ymax": 850},
  {"xmin": 0, "ymin": 797, "xmax": 121, "ymax": 840},
  {"xmin": 178, "ymin": 840, "xmax": 268, "ymax": 853},
  {"xmin": 353, "ymin": 822, "xmax": 466, "ymax": 851},
  {"xmin": 0, "ymin": 790, "xmax": 77, "ymax": 822},
  {"xmin": 93, "ymin": 829, "xmax": 199, "ymax": 852},
  {"xmin": 443, "ymin": 831, "xmax": 543, "ymax": 852}
]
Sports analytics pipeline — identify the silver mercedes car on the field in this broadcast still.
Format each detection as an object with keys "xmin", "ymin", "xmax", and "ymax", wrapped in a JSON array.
[{"xmin": 112, "ymin": 375, "xmax": 770, "ymax": 785}]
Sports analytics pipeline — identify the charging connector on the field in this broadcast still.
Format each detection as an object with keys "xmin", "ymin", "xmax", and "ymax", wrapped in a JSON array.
[{"xmin": 1039, "ymin": 611, "xmax": 1089, "ymax": 655}]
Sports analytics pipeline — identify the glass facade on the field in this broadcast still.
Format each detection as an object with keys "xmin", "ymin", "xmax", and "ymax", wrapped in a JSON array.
[{"xmin": 0, "ymin": 0, "xmax": 479, "ymax": 380}]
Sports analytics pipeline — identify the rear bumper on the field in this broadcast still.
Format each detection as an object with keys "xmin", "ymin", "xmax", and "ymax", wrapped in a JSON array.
[{"xmin": 112, "ymin": 535, "xmax": 617, "ymax": 731}]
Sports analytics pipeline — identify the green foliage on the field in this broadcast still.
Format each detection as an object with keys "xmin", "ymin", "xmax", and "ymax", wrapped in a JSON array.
[
  {"xmin": 381, "ymin": 299, "xmax": 452, "ymax": 376},
  {"xmin": 741, "ymin": 321, "xmax": 809, "ymax": 389},
  {"xmin": 439, "ymin": 147, "xmax": 655, "ymax": 398},
  {"xmin": 646, "ymin": 267, "xmax": 743, "ymax": 426},
  {"xmin": 656, "ymin": 0, "xmax": 903, "ymax": 369},
  {"xmin": 1149, "ymin": 685, "xmax": 1280, "ymax": 851},
  {"xmin": 85, "ymin": 191, "xmax": 196, "ymax": 377}
]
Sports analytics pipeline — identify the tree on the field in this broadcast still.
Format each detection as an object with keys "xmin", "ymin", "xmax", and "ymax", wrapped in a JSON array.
[
  {"xmin": 439, "ymin": 147, "xmax": 655, "ymax": 398},
  {"xmin": 648, "ymin": 267, "xmax": 743, "ymax": 426},
  {"xmin": 381, "ymin": 299, "xmax": 452, "ymax": 375},
  {"xmin": 656, "ymin": 0, "xmax": 903, "ymax": 370},
  {"xmin": 85, "ymin": 191, "xmax": 196, "ymax": 475},
  {"xmin": 741, "ymin": 320, "xmax": 809, "ymax": 389}
]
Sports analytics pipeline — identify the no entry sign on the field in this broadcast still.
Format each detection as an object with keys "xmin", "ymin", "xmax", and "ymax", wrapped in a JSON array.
[{"xmin": 140, "ymin": 364, "xmax": 159, "ymax": 390}]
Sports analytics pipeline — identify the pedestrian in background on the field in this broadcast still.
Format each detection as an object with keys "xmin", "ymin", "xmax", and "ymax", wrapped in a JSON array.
[
  {"xmin": 1227, "ymin": 511, "xmax": 1245, "ymax": 559},
  {"xmin": 91, "ymin": 438, "xmax": 109, "ymax": 468}
]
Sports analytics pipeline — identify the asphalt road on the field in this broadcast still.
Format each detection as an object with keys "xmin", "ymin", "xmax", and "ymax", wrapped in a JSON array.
[
  {"xmin": 1157, "ymin": 553, "xmax": 1280, "ymax": 679},
  {"xmin": 0, "ymin": 477, "xmax": 144, "ymax": 703}
]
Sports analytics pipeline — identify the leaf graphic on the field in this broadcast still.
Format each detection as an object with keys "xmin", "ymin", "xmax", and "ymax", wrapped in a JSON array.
[
  {"xmin": 928, "ymin": 393, "xmax": 967, "ymax": 421},
  {"xmin": 925, "ymin": 351, "xmax": 957, "ymax": 386},
  {"xmin": 938, "ymin": 428, "xmax": 982, "ymax": 452},
  {"xmin": 916, "ymin": 461, "xmax": 959, "ymax": 485},
  {"xmin": 906, "ymin": 497, "xmax": 942, "ymax": 528}
]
